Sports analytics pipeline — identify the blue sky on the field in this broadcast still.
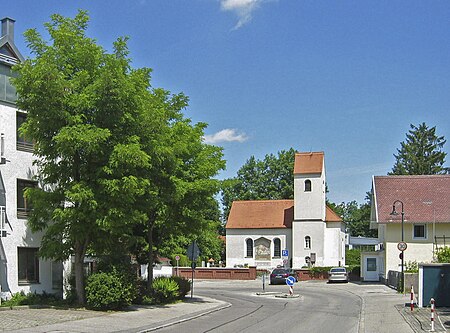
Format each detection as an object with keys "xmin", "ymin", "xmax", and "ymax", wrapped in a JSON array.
[{"xmin": 4, "ymin": 1, "xmax": 450, "ymax": 204}]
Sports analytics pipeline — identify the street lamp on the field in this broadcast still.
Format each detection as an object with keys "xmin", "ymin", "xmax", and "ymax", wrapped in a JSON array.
[{"xmin": 390, "ymin": 200, "xmax": 404, "ymax": 291}]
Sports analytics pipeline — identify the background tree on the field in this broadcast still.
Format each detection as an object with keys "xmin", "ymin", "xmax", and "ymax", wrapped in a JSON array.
[
  {"xmin": 329, "ymin": 194, "xmax": 376, "ymax": 238},
  {"xmin": 221, "ymin": 148, "xmax": 296, "ymax": 218},
  {"xmin": 390, "ymin": 122, "xmax": 449, "ymax": 175}
]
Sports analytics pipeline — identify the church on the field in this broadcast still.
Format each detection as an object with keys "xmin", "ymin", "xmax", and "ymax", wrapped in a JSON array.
[{"xmin": 225, "ymin": 151, "xmax": 346, "ymax": 270}]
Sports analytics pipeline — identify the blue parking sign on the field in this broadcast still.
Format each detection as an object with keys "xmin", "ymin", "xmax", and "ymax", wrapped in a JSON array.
[{"xmin": 282, "ymin": 249, "xmax": 289, "ymax": 257}]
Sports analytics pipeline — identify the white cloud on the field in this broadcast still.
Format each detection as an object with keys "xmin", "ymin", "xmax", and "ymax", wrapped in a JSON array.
[
  {"xmin": 203, "ymin": 128, "xmax": 249, "ymax": 144},
  {"xmin": 219, "ymin": 0, "xmax": 265, "ymax": 30}
]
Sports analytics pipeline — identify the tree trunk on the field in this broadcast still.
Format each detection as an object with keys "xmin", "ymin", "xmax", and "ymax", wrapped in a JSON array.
[{"xmin": 74, "ymin": 240, "xmax": 88, "ymax": 305}]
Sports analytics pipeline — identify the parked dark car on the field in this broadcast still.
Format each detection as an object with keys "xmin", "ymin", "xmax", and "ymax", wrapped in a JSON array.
[{"xmin": 270, "ymin": 268, "xmax": 298, "ymax": 285}]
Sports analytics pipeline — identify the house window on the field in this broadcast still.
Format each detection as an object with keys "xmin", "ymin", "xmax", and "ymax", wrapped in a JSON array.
[
  {"xmin": 304, "ymin": 180, "xmax": 312, "ymax": 192},
  {"xmin": 413, "ymin": 224, "xmax": 427, "ymax": 239},
  {"xmin": 246, "ymin": 238, "xmax": 253, "ymax": 257},
  {"xmin": 273, "ymin": 238, "xmax": 281, "ymax": 258},
  {"xmin": 18, "ymin": 247, "xmax": 39, "ymax": 284},
  {"xmin": 16, "ymin": 112, "xmax": 34, "ymax": 152},
  {"xmin": 305, "ymin": 236, "xmax": 311, "ymax": 249},
  {"xmin": 0, "ymin": 63, "xmax": 18, "ymax": 104},
  {"xmin": 17, "ymin": 179, "xmax": 37, "ymax": 218}
]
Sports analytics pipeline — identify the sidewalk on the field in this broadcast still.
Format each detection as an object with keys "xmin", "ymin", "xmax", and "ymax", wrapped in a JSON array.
[
  {"xmin": 0, "ymin": 296, "xmax": 230, "ymax": 333},
  {"xmin": 398, "ymin": 305, "xmax": 450, "ymax": 332}
]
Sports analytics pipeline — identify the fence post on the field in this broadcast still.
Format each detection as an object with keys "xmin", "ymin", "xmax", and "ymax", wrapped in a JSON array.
[{"xmin": 430, "ymin": 298, "xmax": 435, "ymax": 332}]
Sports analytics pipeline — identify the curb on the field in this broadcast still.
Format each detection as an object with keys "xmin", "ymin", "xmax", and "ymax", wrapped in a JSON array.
[{"xmin": 136, "ymin": 301, "xmax": 232, "ymax": 333}]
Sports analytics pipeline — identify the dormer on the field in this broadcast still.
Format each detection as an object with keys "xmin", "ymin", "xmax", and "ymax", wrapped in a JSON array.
[
  {"xmin": 0, "ymin": 17, "xmax": 23, "ymax": 105},
  {"xmin": 0, "ymin": 17, "xmax": 24, "ymax": 65},
  {"xmin": 293, "ymin": 152, "xmax": 326, "ymax": 221}
]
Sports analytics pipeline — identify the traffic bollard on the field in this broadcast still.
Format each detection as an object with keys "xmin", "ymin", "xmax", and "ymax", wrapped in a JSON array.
[
  {"xmin": 410, "ymin": 285, "xmax": 414, "ymax": 311},
  {"xmin": 430, "ymin": 298, "xmax": 435, "ymax": 332}
]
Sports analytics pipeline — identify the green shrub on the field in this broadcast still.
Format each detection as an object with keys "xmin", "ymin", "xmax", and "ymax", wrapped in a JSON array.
[
  {"xmin": 151, "ymin": 277, "xmax": 179, "ymax": 304},
  {"xmin": 171, "ymin": 276, "xmax": 191, "ymax": 299},
  {"xmin": 2, "ymin": 291, "xmax": 28, "ymax": 306},
  {"xmin": 405, "ymin": 261, "xmax": 419, "ymax": 273},
  {"xmin": 309, "ymin": 266, "xmax": 333, "ymax": 276},
  {"xmin": 348, "ymin": 265, "xmax": 360, "ymax": 276},
  {"xmin": 346, "ymin": 249, "xmax": 361, "ymax": 266},
  {"xmin": 1, "ymin": 291, "xmax": 61, "ymax": 307},
  {"xmin": 85, "ymin": 270, "xmax": 135, "ymax": 310},
  {"xmin": 436, "ymin": 246, "xmax": 450, "ymax": 263}
]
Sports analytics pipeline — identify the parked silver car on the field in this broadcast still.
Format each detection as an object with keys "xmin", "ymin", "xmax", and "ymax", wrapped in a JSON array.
[{"xmin": 328, "ymin": 267, "xmax": 348, "ymax": 283}]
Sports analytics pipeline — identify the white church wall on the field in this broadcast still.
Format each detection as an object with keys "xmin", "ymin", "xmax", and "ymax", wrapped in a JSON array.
[
  {"xmin": 324, "ymin": 222, "xmax": 346, "ymax": 267},
  {"xmin": 226, "ymin": 228, "xmax": 291, "ymax": 270},
  {"xmin": 292, "ymin": 220, "xmax": 325, "ymax": 268}
]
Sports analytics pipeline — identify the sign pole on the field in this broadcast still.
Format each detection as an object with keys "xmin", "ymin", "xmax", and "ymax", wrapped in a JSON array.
[{"xmin": 191, "ymin": 262, "xmax": 194, "ymax": 299}]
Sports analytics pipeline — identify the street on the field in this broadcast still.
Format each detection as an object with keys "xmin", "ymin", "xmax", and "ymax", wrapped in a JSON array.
[{"xmin": 156, "ymin": 279, "xmax": 413, "ymax": 333}]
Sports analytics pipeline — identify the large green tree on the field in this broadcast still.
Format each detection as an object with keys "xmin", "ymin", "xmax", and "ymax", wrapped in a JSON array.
[
  {"xmin": 14, "ymin": 11, "xmax": 224, "ymax": 302},
  {"xmin": 221, "ymin": 148, "xmax": 296, "ymax": 218},
  {"xmin": 390, "ymin": 122, "xmax": 449, "ymax": 175}
]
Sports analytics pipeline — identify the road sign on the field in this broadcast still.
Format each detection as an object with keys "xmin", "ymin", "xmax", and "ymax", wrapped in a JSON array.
[
  {"xmin": 187, "ymin": 241, "xmax": 200, "ymax": 261},
  {"xmin": 175, "ymin": 255, "xmax": 180, "ymax": 261},
  {"xmin": 282, "ymin": 249, "xmax": 289, "ymax": 257},
  {"xmin": 397, "ymin": 242, "xmax": 407, "ymax": 251},
  {"xmin": 286, "ymin": 276, "xmax": 296, "ymax": 286}
]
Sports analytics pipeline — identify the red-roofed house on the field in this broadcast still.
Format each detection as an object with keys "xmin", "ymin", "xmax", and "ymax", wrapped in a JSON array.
[
  {"xmin": 225, "ymin": 152, "xmax": 346, "ymax": 269},
  {"xmin": 369, "ymin": 175, "xmax": 450, "ymax": 282}
]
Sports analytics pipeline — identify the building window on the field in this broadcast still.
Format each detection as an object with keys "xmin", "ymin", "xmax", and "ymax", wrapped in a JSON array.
[
  {"xmin": 246, "ymin": 238, "xmax": 253, "ymax": 258},
  {"xmin": 413, "ymin": 224, "xmax": 427, "ymax": 239},
  {"xmin": 16, "ymin": 112, "xmax": 34, "ymax": 152},
  {"xmin": 17, "ymin": 179, "xmax": 37, "ymax": 219},
  {"xmin": 273, "ymin": 238, "xmax": 281, "ymax": 258},
  {"xmin": 305, "ymin": 236, "xmax": 311, "ymax": 249},
  {"xmin": 0, "ymin": 63, "xmax": 18, "ymax": 104},
  {"xmin": 304, "ymin": 179, "xmax": 312, "ymax": 192},
  {"xmin": 18, "ymin": 247, "xmax": 39, "ymax": 284}
]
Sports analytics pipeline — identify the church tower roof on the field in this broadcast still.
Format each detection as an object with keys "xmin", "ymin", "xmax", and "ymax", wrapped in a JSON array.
[{"xmin": 293, "ymin": 152, "xmax": 324, "ymax": 175}]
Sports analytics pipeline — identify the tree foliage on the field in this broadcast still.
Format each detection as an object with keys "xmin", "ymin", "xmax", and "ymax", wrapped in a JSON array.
[
  {"xmin": 221, "ymin": 148, "xmax": 296, "ymax": 218},
  {"xmin": 13, "ymin": 11, "xmax": 224, "ymax": 303},
  {"xmin": 328, "ymin": 194, "xmax": 376, "ymax": 238},
  {"xmin": 390, "ymin": 122, "xmax": 449, "ymax": 175}
]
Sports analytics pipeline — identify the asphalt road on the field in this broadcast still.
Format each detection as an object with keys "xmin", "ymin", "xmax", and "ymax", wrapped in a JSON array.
[{"xmin": 156, "ymin": 280, "xmax": 361, "ymax": 333}]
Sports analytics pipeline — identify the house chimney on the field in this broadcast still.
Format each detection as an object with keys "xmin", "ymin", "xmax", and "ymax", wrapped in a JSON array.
[{"xmin": 1, "ymin": 17, "xmax": 15, "ymax": 40}]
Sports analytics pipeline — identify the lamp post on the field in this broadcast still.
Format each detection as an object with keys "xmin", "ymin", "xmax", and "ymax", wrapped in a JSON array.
[{"xmin": 390, "ymin": 200, "xmax": 404, "ymax": 292}]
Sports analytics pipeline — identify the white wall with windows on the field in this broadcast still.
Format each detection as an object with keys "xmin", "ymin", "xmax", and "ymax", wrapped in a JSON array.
[{"xmin": 225, "ymin": 228, "xmax": 292, "ymax": 269}]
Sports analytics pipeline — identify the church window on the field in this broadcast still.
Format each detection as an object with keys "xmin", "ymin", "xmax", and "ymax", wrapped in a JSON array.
[
  {"xmin": 305, "ymin": 236, "xmax": 311, "ymax": 249},
  {"xmin": 305, "ymin": 179, "xmax": 312, "ymax": 192},
  {"xmin": 273, "ymin": 238, "xmax": 281, "ymax": 258},
  {"xmin": 246, "ymin": 238, "xmax": 253, "ymax": 257}
]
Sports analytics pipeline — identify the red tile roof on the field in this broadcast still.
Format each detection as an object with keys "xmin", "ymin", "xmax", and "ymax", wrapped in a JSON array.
[
  {"xmin": 373, "ymin": 175, "xmax": 450, "ymax": 223},
  {"xmin": 226, "ymin": 200, "xmax": 294, "ymax": 229},
  {"xmin": 226, "ymin": 200, "xmax": 342, "ymax": 229},
  {"xmin": 326, "ymin": 206, "xmax": 343, "ymax": 222},
  {"xmin": 294, "ymin": 152, "xmax": 324, "ymax": 175}
]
